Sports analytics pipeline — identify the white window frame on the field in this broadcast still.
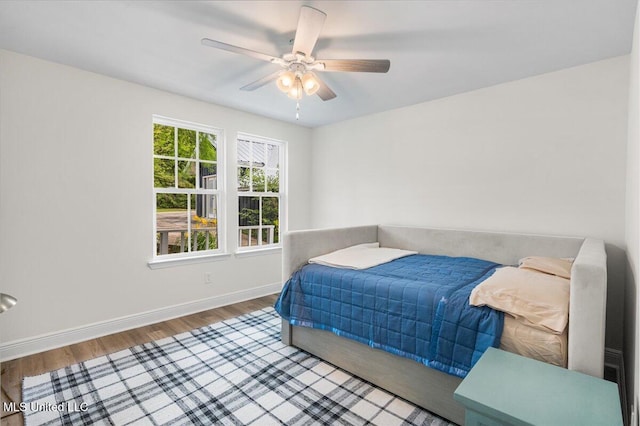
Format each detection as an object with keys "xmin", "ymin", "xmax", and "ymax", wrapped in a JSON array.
[
  {"xmin": 236, "ymin": 132, "xmax": 286, "ymax": 253},
  {"xmin": 151, "ymin": 115, "xmax": 226, "ymax": 264}
]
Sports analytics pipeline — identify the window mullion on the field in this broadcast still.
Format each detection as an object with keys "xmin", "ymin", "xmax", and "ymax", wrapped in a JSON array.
[
  {"xmin": 155, "ymin": 187, "xmax": 217, "ymax": 195},
  {"xmin": 262, "ymin": 143, "xmax": 268, "ymax": 192},
  {"xmin": 173, "ymin": 126, "xmax": 179, "ymax": 189},
  {"xmin": 249, "ymin": 141, "xmax": 253, "ymax": 192},
  {"xmin": 258, "ymin": 195, "xmax": 263, "ymax": 246},
  {"xmin": 187, "ymin": 193, "xmax": 192, "ymax": 252},
  {"xmin": 195, "ymin": 131, "xmax": 200, "ymax": 190}
]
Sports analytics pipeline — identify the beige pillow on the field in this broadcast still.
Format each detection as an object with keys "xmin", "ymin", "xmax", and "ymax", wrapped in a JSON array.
[
  {"xmin": 469, "ymin": 266, "xmax": 569, "ymax": 334},
  {"xmin": 518, "ymin": 256, "xmax": 573, "ymax": 279}
]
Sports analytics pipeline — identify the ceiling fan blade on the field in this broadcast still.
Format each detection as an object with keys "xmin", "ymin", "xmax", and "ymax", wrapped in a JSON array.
[
  {"xmin": 292, "ymin": 6, "xmax": 326, "ymax": 57},
  {"xmin": 240, "ymin": 71, "xmax": 282, "ymax": 91},
  {"xmin": 311, "ymin": 73, "xmax": 336, "ymax": 101},
  {"xmin": 319, "ymin": 59, "xmax": 391, "ymax": 73},
  {"xmin": 201, "ymin": 38, "xmax": 278, "ymax": 63}
]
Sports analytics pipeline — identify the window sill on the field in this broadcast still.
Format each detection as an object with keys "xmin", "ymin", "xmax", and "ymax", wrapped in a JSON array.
[
  {"xmin": 235, "ymin": 246, "xmax": 282, "ymax": 258},
  {"xmin": 148, "ymin": 252, "xmax": 232, "ymax": 269}
]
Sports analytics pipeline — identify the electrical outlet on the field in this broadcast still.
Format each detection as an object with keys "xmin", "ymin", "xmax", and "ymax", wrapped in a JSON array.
[{"xmin": 204, "ymin": 272, "xmax": 213, "ymax": 284}]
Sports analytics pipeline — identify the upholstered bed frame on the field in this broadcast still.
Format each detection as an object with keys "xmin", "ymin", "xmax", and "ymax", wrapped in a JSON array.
[{"xmin": 280, "ymin": 225, "xmax": 607, "ymax": 425}]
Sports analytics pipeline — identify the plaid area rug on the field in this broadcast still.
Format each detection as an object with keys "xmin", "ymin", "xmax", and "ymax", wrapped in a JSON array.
[{"xmin": 22, "ymin": 308, "xmax": 454, "ymax": 425}]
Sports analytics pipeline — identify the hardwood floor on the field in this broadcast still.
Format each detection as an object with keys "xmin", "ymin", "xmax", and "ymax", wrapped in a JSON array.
[{"xmin": 0, "ymin": 294, "xmax": 279, "ymax": 425}]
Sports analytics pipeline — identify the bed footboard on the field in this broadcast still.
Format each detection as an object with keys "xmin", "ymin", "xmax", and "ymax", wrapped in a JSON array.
[{"xmin": 568, "ymin": 238, "xmax": 607, "ymax": 378}]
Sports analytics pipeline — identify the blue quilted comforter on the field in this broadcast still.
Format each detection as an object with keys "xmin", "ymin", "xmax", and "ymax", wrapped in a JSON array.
[{"xmin": 275, "ymin": 254, "xmax": 504, "ymax": 377}]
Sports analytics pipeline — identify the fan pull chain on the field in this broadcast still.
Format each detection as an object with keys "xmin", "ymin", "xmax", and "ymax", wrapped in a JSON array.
[{"xmin": 296, "ymin": 101, "xmax": 300, "ymax": 120}]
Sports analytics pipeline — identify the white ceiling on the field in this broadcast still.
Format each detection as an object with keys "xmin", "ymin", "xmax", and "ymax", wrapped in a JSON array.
[{"xmin": 0, "ymin": 1, "xmax": 637, "ymax": 127}]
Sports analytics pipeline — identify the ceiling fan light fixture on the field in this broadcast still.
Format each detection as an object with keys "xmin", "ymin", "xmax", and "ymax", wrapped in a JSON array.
[
  {"xmin": 301, "ymin": 73, "xmax": 319, "ymax": 96},
  {"xmin": 287, "ymin": 76, "xmax": 304, "ymax": 100},
  {"xmin": 276, "ymin": 71, "xmax": 296, "ymax": 93},
  {"xmin": 203, "ymin": 5, "xmax": 391, "ymax": 113}
]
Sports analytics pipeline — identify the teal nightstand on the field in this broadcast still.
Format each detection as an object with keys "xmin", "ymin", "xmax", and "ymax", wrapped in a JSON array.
[{"xmin": 453, "ymin": 348, "xmax": 622, "ymax": 426}]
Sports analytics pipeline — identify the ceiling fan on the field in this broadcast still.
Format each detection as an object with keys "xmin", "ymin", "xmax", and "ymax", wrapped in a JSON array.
[{"xmin": 201, "ymin": 5, "xmax": 390, "ymax": 107}]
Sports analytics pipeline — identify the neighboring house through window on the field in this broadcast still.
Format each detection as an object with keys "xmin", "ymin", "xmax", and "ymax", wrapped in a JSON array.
[
  {"xmin": 152, "ymin": 116, "xmax": 224, "ymax": 258},
  {"xmin": 237, "ymin": 133, "xmax": 285, "ymax": 250}
]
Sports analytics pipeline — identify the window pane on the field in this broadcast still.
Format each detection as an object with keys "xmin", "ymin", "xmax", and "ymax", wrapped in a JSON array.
[
  {"xmin": 262, "ymin": 197, "xmax": 279, "ymax": 244},
  {"xmin": 239, "ymin": 229, "xmax": 251, "ymax": 247},
  {"xmin": 261, "ymin": 228, "xmax": 273, "ymax": 245},
  {"xmin": 154, "ymin": 158, "xmax": 175, "ymax": 188},
  {"xmin": 239, "ymin": 196, "xmax": 260, "ymax": 248},
  {"xmin": 199, "ymin": 132, "xmax": 217, "ymax": 161},
  {"xmin": 266, "ymin": 144, "xmax": 279, "ymax": 168},
  {"xmin": 238, "ymin": 139, "xmax": 251, "ymax": 167},
  {"xmin": 154, "ymin": 124, "xmax": 174, "ymax": 156},
  {"xmin": 238, "ymin": 167, "xmax": 250, "ymax": 191},
  {"xmin": 191, "ymin": 206, "xmax": 218, "ymax": 251},
  {"xmin": 200, "ymin": 163, "xmax": 217, "ymax": 189},
  {"xmin": 177, "ymin": 128, "xmax": 196, "ymax": 159},
  {"xmin": 253, "ymin": 168, "xmax": 265, "ymax": 192},
  {"xmin": 156, "ymin": 193, "xmax": 188, "ymax": 255},
  {"xmin": 156, "ymin": 193, "xmax": 188, "ymax": 211},
  {"xmin": 239, "ymin": 196, "xmax": 259, "ymax": 226},
  {"xmin": 177, "ymin": 161, "xmax": 196, "ymax": 188},
  {"xmin": 156, "ymin": 231, "xmax": 188, "ymax": 254},
  {"xmin": 191, "ymin": 229, "xmax": 218, "ymax": 251},
  {"xmin": 253, "ymin": 142, "xmax": 266, "ymax": 167},
  {"xmin": 194, "ymin": 194, "xmax": 217, "ymax": 220},
  {"xmin": 266, "ymin": 169, "xmax": 279, "ymax": 192}
]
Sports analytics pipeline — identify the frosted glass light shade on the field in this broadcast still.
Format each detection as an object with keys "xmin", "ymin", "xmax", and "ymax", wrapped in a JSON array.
[
  {"xmin": 302, "ymin": 73, "xmax": 319, "ymax": 95},
  {"xmin": 276, "ymin": 71, "xmax": 295, "ymax": 93},
  {"xmin": 287, "ymin": 77, "xmax": 304, "ymax": 100}
]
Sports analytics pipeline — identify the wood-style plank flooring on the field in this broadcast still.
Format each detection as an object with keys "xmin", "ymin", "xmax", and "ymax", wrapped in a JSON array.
[{"xmin": 0, "ymin": 294, "xmax": 279, "ymax": 425}]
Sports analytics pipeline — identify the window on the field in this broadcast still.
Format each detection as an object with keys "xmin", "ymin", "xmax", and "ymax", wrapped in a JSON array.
[
  {"xmin": 153, "ymin": 116, "xmax": 224, "ymax": 258},
  {"xmin": 237, "ymin": 134, "xmax": 285, "ymax": 250}
]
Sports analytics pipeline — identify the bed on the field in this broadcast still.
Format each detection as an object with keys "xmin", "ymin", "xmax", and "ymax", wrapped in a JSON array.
[{"xmin": 277, "ymin": 225, "xmax": 607, "ymax": 425}]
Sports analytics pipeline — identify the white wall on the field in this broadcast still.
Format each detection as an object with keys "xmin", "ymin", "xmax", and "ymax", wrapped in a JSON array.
[
  {"xmin": 0, "ymin": 45, "xmax": 632, "ymax": 366},
  {"xmin": 625, "ymin": 2, "xmax": 640, "ymax": 424},
  {"xmin": 311, "ymin": 56, "xmax": 630, "ymax": 349},
  {"xmin": 0, "ymin": 50, "xmax": 311, "ymax": 356}
]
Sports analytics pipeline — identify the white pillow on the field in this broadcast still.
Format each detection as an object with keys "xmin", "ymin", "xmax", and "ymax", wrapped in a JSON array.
[{"xmin": 308, "ymin": 243, "xmax": 417, "ymax": 270}]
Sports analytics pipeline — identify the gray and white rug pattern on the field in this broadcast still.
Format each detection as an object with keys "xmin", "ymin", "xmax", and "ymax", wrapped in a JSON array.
[{"xmin": 22, "ymin": 308, "xmax": 454, "ymax": 425}]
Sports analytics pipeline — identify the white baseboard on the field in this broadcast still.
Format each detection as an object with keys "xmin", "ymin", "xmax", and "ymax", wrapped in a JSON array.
[{"xmin": 0, "ymin": 282, "xmax": 282, "ymax": 362}]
